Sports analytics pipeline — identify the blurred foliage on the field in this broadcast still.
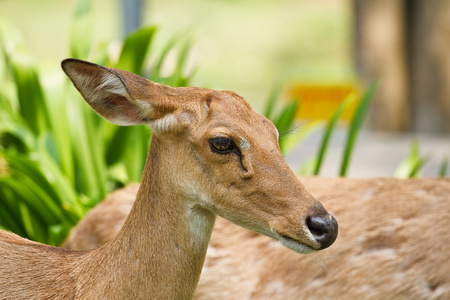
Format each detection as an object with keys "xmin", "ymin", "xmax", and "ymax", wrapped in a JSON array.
[
  {"xmin": 439, "ymin": 156, "xmax": 448, "ymax": 177},
  {"xmin": 339, "ymin": 81, "xmax": 378, "ymax": 176},
  {"xmin": 394, "ymin": 139, "xmax": 429, "ymax": 179},
  {"xmin": 312, "ymin": 92, "xmax": 359, "ymax": 176},
  {"xmin": 0, "ymin": 3, "xmax": 194, "ymax": 245},
  {"xmin": 394, "ymin": 138, "xmax": 448, "ymax": 178}
]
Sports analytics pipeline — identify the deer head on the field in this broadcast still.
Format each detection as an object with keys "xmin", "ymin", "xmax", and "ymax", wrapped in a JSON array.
[{"xmin": 62, "ymin": 59, "xmax": 337, "ymax": 254}]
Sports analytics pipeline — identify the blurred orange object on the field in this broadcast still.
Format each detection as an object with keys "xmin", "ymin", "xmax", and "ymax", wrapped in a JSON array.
[{"xmin": 290, "ymin": 85, "xmax": 359, "ymax": 121}]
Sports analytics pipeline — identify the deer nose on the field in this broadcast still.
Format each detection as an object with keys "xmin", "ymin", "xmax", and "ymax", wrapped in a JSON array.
[{"xmin": 306, "ymin": 214, "xmax": 338, "ymax": 250}]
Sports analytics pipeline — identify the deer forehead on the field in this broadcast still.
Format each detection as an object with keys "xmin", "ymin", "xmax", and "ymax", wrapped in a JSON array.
[
  {"xmin": 207, "ymin": 95, "xmax": 277, "ymax": 136},
  {"xmin": 171, "ymin": 91, "xmax": 274, "ymax": 139}
]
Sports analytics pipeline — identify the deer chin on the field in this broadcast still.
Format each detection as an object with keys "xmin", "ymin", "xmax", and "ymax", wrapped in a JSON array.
[
  {"xmin": 277, "ymin": 234, "xmax": 318, "ymax": 254},
  {"xmin": 222, "ymin": 218, "xmax": 319, "ymax": 255}
]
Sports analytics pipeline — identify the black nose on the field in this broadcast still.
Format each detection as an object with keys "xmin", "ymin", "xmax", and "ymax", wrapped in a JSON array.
[{"xmin": 306, "ymin": 215, "xmax": 338, "ymax": 249}]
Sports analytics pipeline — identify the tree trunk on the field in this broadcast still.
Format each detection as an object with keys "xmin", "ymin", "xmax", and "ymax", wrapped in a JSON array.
[
  {"xmin": 354, "ymin": 0, "xmax": 410, "ymax": 131},
  {"xmin": 407, "ymin": 0, "xmax": 450, "ymax": 133}
]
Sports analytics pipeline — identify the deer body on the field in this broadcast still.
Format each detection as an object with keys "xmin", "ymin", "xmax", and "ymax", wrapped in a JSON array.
[
  {"xmin": 0, "ymin": 59, "xmax": 337, "ymax": 299},
  {"xmin": 64, "ymin": 177, "xmax": 450, "ymax": 299}
]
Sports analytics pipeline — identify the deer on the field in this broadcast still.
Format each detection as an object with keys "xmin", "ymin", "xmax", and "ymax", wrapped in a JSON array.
[
  {"xmin": 0, "ymin": 59, "xmax": 338, "ymax": 299},
  {"xmin": 63, "ymin": 177, "xmax": 450, "ymax": 299}
]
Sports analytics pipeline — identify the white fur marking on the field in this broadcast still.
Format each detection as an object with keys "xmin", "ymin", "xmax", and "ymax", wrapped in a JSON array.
[
  {"xmin": 148, "ymin": 114, "xmax": 178, "ymax": 132},
  {"xmin": 96, "ymin": 73, "xmax": 129, "ymax": 98},
  {"xmin": 134, "ymin": 99, "xmax": 153, "ymax": 118},
  {"xmin": 187, "ymin": 203, "xmax": 216, "ymax": 251},
  {"xmin": 72, "ymin": 72, "xmax": 102, "ymax": 102},
  {"xmin": 239, "ymin": 137, "xmax": 251, "ymax": 151}
]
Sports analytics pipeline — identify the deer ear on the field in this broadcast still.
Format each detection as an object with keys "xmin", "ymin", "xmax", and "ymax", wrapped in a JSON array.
[{"xmin": 61, "ymin": 59, "xmax": 179, "ymax": 131}]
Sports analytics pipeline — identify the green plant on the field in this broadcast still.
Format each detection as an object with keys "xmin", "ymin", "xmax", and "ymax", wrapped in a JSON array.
[
  {"xmin": 263, "ymin": 84, "xmax": 322, "ymax": 156},
  {"xmin": 312, "ymin": 92, "xmax": 358, "ymax": 175},
  {"xmin": 294, "ymin": 82, "xmax": 377, "ymax": 177},
  {"xmin": 394, "ymin": 139, "xmax": 430, "ymax": 178},
  {"xmin": 439, "ymin": 156, "xmax": 448, "ymax": 177},
  {"xmin": 0, "ymin": 10, "xmax": 195, "ymax": 245},
  {"xmin": 262, "ymin": 81, "xmax": 379, "ymax": 177},
  {"xmin": 339, "ymin": 81, "xmax": 378, "ymax": 176}
]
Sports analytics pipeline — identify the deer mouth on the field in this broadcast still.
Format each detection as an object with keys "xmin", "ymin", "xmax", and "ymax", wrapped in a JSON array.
[{"xmin": 277, "ymin": 234, "xmax": 318, "ymax": 254}]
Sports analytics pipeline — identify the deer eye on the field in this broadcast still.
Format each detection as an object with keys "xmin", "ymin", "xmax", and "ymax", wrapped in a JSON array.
[{"xmin": 209, "ymin": 137, "xmax": 234, "ymax": 154}]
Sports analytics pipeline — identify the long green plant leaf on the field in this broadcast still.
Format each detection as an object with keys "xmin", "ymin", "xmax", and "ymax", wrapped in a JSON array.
[
  {"xmin": 168, "ymin": 38, "xmax": 193, "ymax": 86},
  {"xmin": 116, "ymin": 26, "xmax": 157, "ymax": 75},
  {"xmin": 313, "ymin": 93, "xmax": 358, "ymax": 175},
  {"xmin": 275, "ymin": 99, "xmax": 299, "ymax": 153},
  {"xmin": 43, "ymin": 82, "xmax": 75, "ymax": 184},
  {"xmin": 394, "ymin": 138, "xmax": 430, "ymax": 178},
  {"xmin": 264, "ymin": 83, "xmax": 283, "ymax": 122},
  {"xmin": 8, "ymin": 56, "xmax": 50, "ymax": 136},
  {"xmin": 339, "ymin": 81, "xmax": 378, "ymax": 177},
  {"xmin": 152, "ymin": 34, "xmax": 180, "ymax": 80},
  {"xmin": 282, "ymin": 120, "xmax": 323, "ymax": 156},
  {"xmin": 0, "ymin": 184, "xmax": 26, "ymax": 235},
  {"xmin": 70, "ymin": 0, "xmax": 93, "ymax": 59},
  {"xmin": 439, "ymin": 156, "xmax": 448, "ymax": 177}
]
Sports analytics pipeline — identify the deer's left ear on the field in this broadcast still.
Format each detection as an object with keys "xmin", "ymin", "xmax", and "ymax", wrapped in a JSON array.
[{"xmin": 62, "ymin": 59, "xmax": 180, "ymax": 131}]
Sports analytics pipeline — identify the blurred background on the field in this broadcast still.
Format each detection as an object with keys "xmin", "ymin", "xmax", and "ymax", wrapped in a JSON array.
[{"xmin": 0, "ymin": 0, "xmax": 449, "ymax": 177}]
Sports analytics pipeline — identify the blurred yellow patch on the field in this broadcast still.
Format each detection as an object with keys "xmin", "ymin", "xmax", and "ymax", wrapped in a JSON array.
[{"xmin": 290, "ymin": 85, "xmax": 359, "ymax": 121}]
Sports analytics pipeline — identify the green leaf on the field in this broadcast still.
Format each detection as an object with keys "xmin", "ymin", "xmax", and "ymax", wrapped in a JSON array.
[
  {"xmin": 116, "ymin": 26, "xmax": 157, "ymax": 75},
  {"xmin": 68, "ymin": 98, "xmax": 105, "ymax": 202},
  {"xmin": 264, "ymin": 82, "xmax": 283, "ymax": 122},
  {"xmin": 34, "ymin": 141, "xmax": 84, "ymax": 220},
  {"xmin": 122, "ymin": 126, "xmax": 150, "ymax": 182},
  {"xmin": 152, "ymin": 34, "xmax": 180, "ymax": 80},
  {"xmin": 169, "ymin": 38, "xmax": 193, "ymax": 86},
  {"xmin": 0, "ymin": 183, "xmax": 26, "ymax": 235},
  {"xmin": 70, "ymin": 0, "xmax": 93, "ymax": 59},
  {"xmin": 48, "ymin": 223, "xmax": 66, "ymax": 246},
  {"xmin": 314, "ymin": 93, "xmax": 358, "ymax": 175},
  {"xmin": 282, "ymin": 120, "xmax": 323, "ymax": 156},
  {"xmin": 299, "ymin": 157, "xmax": 317, "ymax": 176},
  {"xmin": 18, "ymin": 201, "xmax": 36, "ymax": 240},
  {"xmin": 43, "ymin": 83, "xmax": 75, "ymax": 184},
  {"xmin": 275, "ymin": 99, "xmax": 299, "ymax": 153},
  {"xmin": 105, "ymin": 126, "xmax": 133, "ymax": 166},
  {"xmin": 8, "ymin": 55, "xmax": 50, "ymax": 136},
  {"xmin": 339, "ymin": 81, "xmax": 378, "ymax": 177},
  {"xmin": 439, "ymin": 156, "xmax": 448, "ymax": 177},
  {"xmin": 2, "ymin": 154, "xmax": 65, "ymax": 223},
  {"xmin": 394, "ymin": 139, "xmax": 430, "ymax": 178}
]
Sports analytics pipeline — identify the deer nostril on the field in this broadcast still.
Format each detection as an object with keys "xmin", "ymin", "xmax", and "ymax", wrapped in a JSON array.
[{"xmin": 306, "ymin": 215, "xmax": 338, "ymax": 250}]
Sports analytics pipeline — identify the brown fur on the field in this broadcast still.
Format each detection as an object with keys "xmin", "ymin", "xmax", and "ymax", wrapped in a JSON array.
[
  {"xmin": 0, "ymin": 59, "xmax": 335, "ymax": 299},
  {"xmin": 63, "ymin": 177, "xmax": 450, "ymax": 299}
]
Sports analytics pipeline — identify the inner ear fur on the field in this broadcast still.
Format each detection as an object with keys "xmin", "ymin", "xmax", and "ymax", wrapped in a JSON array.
[{"xmin": 62, "ymin": 59, "xmax": 181, "ymax": 131}]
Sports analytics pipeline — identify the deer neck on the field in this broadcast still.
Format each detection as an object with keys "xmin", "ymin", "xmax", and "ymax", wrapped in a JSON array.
[{"xmin": 79, "ymin": 136, "xmax": 216, "ymax": 299}]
